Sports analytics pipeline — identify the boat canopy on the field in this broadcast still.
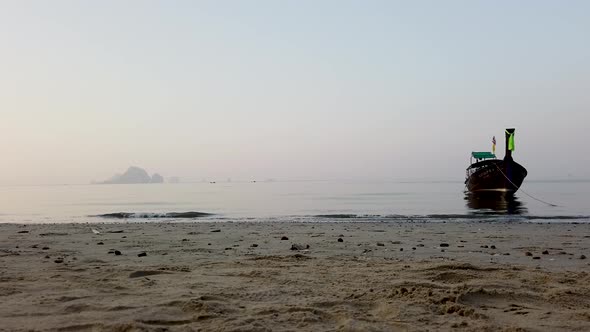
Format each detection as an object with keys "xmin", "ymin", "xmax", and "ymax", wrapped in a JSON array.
[
  {"xmin": 471, "ymin": 152, "xmax": 496, "ymax": 160},
  {"xmin": 467, "ymin": 159, "xmax": 501, "ymax": 170}
]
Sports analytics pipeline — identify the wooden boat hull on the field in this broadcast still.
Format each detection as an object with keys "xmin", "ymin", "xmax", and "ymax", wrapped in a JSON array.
[{"xmin": 465, "ymin": 160, "xmax": 527, "ymax": 193}]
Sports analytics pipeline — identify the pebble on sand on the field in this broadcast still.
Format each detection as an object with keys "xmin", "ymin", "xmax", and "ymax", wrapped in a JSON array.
[
  {"xmin": 251, "ymin": 244, "xmax": 259, "ymax": 247},
  {"xmin": 281, "ymin": 236, "xmax": 289, "ymax": 240},
  {"xmin": 440, "ymin": 243, "xmax": 450, "ymax": 247},
  {"xmin": 581, "ymin": 255, "xmax": 587, "ymax": 260},
  {"xmin": 137, "ymin": 252, "xmax": 147, "ymax": 257},
  {"xmin": 54, "ymin": 258, "xmax": 64, "ymax": 263},
  {"xmin": 337, "ymin": 238, "xmax": 343, "ymax": 242},
  {"xmin": 115, "ymin": 250, "xmax": 122, "ymax": 256},
  {"xmin": 291, "ymin": 244, "xmax": 309, "ymax": 251},
  {"xmin": 377, "ymin": 242, "xmax": 385, "ymax": 247},
  {"xmin": 542, "ymin": 250, "xmax": 549, "ymax": 255},
  {"xmin": 525, "ymin": 252, "xmax": 533, "ymax": 256},
  {"xmin": 211, "ymin": 229, "xmax": 221, "ymax": 233}
]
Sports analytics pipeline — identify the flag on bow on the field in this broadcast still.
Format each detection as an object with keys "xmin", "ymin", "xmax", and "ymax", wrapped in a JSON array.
[{"xmin": 506, "ymin": 130, "xmax": 515, "ymax": 151}]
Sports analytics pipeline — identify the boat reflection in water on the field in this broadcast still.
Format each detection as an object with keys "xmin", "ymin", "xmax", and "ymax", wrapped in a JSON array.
[{"xmin": 465, "ymin": 192, "xmax": 527, "ymax": 215}]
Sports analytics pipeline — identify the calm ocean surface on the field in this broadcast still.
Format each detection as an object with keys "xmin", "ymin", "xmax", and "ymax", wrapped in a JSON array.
[{"xmin": 1, "ymin": 180, "xmax": 589, "ymax": 223}]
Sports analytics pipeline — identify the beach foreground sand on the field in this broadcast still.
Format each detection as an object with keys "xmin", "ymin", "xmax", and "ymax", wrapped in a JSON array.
[{"xmin": 1, "ymin": 221, "xmax": 589, "ymax": 331}]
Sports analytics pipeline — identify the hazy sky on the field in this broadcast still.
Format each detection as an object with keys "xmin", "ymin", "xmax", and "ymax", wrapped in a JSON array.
[{"xmin": 1, "ymin": 1, "xmax": 589, "ymax": 185}]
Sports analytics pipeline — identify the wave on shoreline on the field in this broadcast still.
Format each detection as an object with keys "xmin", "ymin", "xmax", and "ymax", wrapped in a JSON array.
[
  {"xmin": 313, "ymin": 213, "xmax": 590, "ymax": 222},
  {"xmin": 83, "ymin": 211, "xmax": 590, "ymax": 223},
  {"xmin": 94, "ymin": 212, "xmax": 214, "ymax": 219}
]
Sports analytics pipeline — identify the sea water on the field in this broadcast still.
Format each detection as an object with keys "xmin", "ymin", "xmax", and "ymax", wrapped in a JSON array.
[{"xmin": 0, "ymin": 180, "xmax": 589, "ymax": 223}]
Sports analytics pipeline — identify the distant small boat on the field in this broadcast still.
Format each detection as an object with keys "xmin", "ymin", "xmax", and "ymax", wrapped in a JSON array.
[{"xmin": 465, "ymin": 128, "xmax": 528, "ymax": 193}]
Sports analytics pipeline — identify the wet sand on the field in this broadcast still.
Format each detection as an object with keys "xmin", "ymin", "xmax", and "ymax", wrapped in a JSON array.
[{"xmin": 1, "ymin": 221, "xmax": 589, "ymax": 331}]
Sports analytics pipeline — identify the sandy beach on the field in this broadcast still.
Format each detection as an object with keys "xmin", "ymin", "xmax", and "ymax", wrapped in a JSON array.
[{"xmin": 1, "ymin": 221, "xmax": 589, "ymax": 331}]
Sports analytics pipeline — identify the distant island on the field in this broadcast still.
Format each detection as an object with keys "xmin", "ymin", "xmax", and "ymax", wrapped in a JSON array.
[{"xmin": 96, "ymin": 166, "xmax": 164, "ymax": 184}]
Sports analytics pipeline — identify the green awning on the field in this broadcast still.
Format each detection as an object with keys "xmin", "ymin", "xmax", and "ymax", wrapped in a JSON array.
[{"xmin": 471, "ymin": 152, "xmax": 496, "ymax": 159}]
